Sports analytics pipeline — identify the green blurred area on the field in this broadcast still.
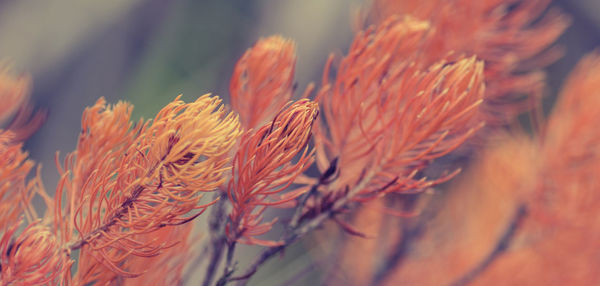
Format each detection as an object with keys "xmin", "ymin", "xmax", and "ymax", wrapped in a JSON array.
[{"xmin": 124, "ymin": 0, "xmax": 253, "ymax": 119}]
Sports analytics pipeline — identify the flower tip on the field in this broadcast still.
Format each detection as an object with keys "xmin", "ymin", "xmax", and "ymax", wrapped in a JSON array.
[
  {"xmin": 230, "ymin": 35, "xmax": 298, "ymax": 129},
  {"xmin": 257, "ymin": 35, "xmax": 296, "ymax": 54}
]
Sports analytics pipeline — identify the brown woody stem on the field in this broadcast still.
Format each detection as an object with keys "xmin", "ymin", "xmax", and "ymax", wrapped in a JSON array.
[
  {"xmin": 65, "ymin": 185, "xmax": 145, "ymax": 252},
  {"xmin": 200, "ymin": 192, "xmax": 229, "ymax": 286},
  {"xmin": 219, "ymin": 169, "xmax": 377, "ymax": 285}
]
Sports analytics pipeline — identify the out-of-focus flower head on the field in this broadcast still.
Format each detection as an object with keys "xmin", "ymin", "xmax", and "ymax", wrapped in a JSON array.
[
  {"xmin": 0, "ymin": 131, "xmax": 39, "ymax": 230},
  {"xmin": 380, "ymin": 133, "xmax": 538, "ymax": 286},
  {"xmin": 0, "ymin": 66, "xmax": 46, "ymax": 141},
  {"xmin": 230, "ymin": 36, "xmax": 297, "ymax": 130},
  {"xmin": 537, "ymin": 51, "xmax": 600, "ymax": 226},
  {"xmin": 1, "ymin": 221, "xmax": 69, "ymax": 285}
]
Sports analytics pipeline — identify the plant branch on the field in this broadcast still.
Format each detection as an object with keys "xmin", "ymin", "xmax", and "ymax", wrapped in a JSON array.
[
  {"xmin": 216, "ymin": 241, "xmax": 238, "ymax": 286},
  {"xmin": 65, "ymin": 184, "xmax": 145, "ymax": 252},
  {"xmin": 199, "ymin": 191, "xmax": 229, "ymax": 286},
  {"xmin": 220, "ymin": 169, "xmax": 377, "ymax": 285}
]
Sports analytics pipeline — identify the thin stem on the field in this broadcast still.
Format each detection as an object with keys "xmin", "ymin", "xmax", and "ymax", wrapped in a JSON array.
[
  {"xmin": 222, "ymin": 169, "xmax": 377, "ymax": 285},
  {"xmin": 289, "ymin": 184, "xmax": 318, "ymax": 229},
  {"xmin": 64, "ymin": 150, "xmax": 169, "ymax": 252},
  {"xmin": 200, "ymin": 192, "xmax": 229, "ymax": 286},
  {"xmin": 216, "ymin": 242, "xmax": 238, "ymax": 286},
  {"xmin": 65, "ymin": 185, "xmax": 145, "ymax": 252},
  {"xmin": 290, "ymin": 157, "xmax": 338, "ymax": 229}
]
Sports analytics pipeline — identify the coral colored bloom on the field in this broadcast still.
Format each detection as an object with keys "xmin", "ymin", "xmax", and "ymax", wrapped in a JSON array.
[
  {"xmin": 538, "ymin": 52, "xmax": 600, "ymax": 225},
  {"xmin": 366, "ymin": 0, "xmax": 569, "ymax": 123},
  {"xmin": 316, "ymin": 17, "xmax": 485, "ymax": 198},
  {"xmin": 1, "ymin": 221, "xmax": 68, "ymax": 285},
  {"xmin": 230, "ymin": 36, "xmax": 297, "ymax": 130},
  {"xmin": 59, "ymin": 94, "xmax": 240, "ymax": 279},
  {"xmin": 0, "ymin": 131, "xmax": 37, "ymax": 230},
  {"xmin": 0, "ymin": 66, "xmax": 46, "ymax": 141},
  {"xmin": 227, "ymin": 99, "xmax": 318, "ymax": 246}
]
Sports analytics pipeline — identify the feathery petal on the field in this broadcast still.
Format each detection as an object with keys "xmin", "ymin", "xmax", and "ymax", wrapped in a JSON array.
[{"xmin": 123, "ymin": 223, "xmax": 196, "ymax": 286}]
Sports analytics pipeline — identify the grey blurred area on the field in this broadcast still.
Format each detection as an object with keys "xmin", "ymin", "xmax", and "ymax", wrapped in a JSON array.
[
  {"xmin": 546, "ymin": 0, "xmax": 600, "ymax": 111},
  {"xmin": 0, "ymin": 0, "xmax": 598, "ymax": 285}
]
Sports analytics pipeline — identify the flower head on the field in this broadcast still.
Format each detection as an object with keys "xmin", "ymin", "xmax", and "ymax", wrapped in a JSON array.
[
  {"xmin": 230, "ymin": 35, "xmax": 297, "ymax": 130},
  {"xmin": 227, "ymin": 99, "xmax": 318, "ymax": 246},
  {"xmin": 57, "ymin": 94, "xmax": 240, "ymax": 279},
  {"xmin": 1, "ymin": 221, "xmax": 68, "ymax": 285},
  {"xmin": 365, "ymin": 0, "xmax": 569, "ymax": 123},
  {"xmin": 0, "ymin": 131, "xmax": 37, "ymax": 229},
  {"xmin": 0, "ymin": 66, "xmax": 46, "ymax": 141},
  {"xmin": 537, "ymin": 52, "xmax": 600, "ymax": 224},
  {"xmin": 316, "ymin": 17, "xmax": 485, "ymax": 198}
]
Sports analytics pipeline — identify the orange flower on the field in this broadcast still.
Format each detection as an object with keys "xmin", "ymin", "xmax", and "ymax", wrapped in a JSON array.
[
  {"xmin": 381, "ymin": 133, "xmax": 538, "ymax": 286},
  {"xmin": 230, "ymin": 36, "xmax": 296, "ymax": 130},
  {"xmin": 536, "ymin": 51, "xmax": 600, "ymax": 226},
  {"xmin": 0, "ymin": 66, "xmax": 46, "ymax": 141},
  {"xmin": 316, "ymin": 17, "xmax": 485, "ymax": 198},
  {"xmin": 54, "ymin": 98, "xmax": 143, "ymax": 245},
  {"xmin": 406, "ymin": 52, "xmax": 600, "ymax": 286},
  {"xmin": 0, "ymin": 67, "xmax": 29, "ymax": 124},
  {"xmin": 227, "ymin": 99, "xmax": 318, "ymax": 246},
  {"xmin": 440, "ymin": 53, "xmax": 600, "ymax": 286},
  {"xmin": 0, "ymin": 131, "xmax": 38, "ymax": 229},
  {"xmin": 1, "ymin": 221, "xmax": 69, "ymax": 285},
  {"xmin": 58, "ymin": 94, "xmax": 240, "ymax": 279},
  {"xmin": 366, "ymin": 0, "xmax": 569, "ymax": 123}
]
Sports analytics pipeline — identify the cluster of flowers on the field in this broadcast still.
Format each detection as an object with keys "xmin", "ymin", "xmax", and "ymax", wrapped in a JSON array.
[{"xmin": 2, "ymin": 0, "xmax": 599, "ymax": 285}]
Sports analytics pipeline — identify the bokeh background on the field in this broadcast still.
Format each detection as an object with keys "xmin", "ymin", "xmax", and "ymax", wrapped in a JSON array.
[{"xmin": 0, "ymin": 0, "xmax": 598, "ymax": 284}]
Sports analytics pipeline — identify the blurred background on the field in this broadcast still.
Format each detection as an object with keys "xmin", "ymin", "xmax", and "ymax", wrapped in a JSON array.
[{"xmin": 0, "ymin": 0, "xmax": 598, "ymax": 284}]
